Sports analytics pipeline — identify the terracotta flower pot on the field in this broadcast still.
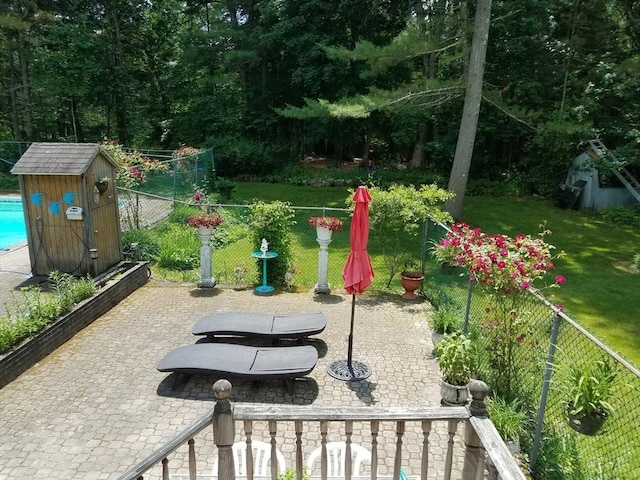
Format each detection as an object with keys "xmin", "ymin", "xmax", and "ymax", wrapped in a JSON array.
[{"xmin": 400, "ymin": 271, "xmax": 424, "ymax": 300}]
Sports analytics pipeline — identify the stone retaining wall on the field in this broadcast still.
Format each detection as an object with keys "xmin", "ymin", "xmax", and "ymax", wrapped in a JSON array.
[{"xmin": 0, "ymin": 262, "xmax": 150, "ymax": 389}]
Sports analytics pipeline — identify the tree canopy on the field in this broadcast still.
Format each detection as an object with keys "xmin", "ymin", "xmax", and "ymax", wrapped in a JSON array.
[{"xmin": 1, "ymin": 0, "xmax": 639, "ymax": 199}]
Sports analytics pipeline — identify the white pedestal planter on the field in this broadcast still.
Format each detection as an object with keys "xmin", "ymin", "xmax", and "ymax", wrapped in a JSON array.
[
  {"xmin": 197, "ymin": 226, "xmax": 216, "ymax": 288},
  {"xmin": 314, "ymin": 226, "xmax": 333, "ymax": 294}
]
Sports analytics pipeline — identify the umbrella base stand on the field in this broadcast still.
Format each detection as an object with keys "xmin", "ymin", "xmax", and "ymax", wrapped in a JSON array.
[{"xmin": 327, "ymin": 359, "xmax": 371, "ymax": 381}]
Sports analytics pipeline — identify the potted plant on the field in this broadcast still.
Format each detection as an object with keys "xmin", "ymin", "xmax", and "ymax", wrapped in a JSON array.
[
  {"xmin": 486, "ymin": 396, "xmax": 527, "ymax": 454},
  {"xmin": 308, "ymin": 216, "xmax": 343, "ymax": 241},
  {"xmin": 94, "ymin": 176, "xmax": 110, "ymax": 194},
  {"xmin": 400, "ymin": 260, "xmax": 424, "ymax": 300},
  {"xmin": 435, "ymin": 332, "xmax": 475, "ymax": 405},
  {"xmin": 556, "ymin": 359, "xmax": 617, "ymax": 435},
  {"xmin": 430, "ymin": 237, "xmax": 461, "ymax": 274},
  {"xmin": 187, "ymin": 212, "xmax": 224, "ymax": 234}
]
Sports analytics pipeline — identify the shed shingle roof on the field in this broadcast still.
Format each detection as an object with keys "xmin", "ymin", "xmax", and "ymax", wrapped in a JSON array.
[{"xmin": 10, "ymin": 143, "xmax": 116, "ymax": 175}]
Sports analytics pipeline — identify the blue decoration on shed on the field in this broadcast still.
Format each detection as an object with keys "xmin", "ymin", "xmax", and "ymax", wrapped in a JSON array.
[
  {"xmin": 49, "ymin": 201, "xmax": 61, "ymax": 215},
  {"xmin": 63, "ymin": 192, "xmax": 77, "ymax": 205},
  {"xmin": 31, "ymin": 192, "xmax": 45, "ymax": 206}
]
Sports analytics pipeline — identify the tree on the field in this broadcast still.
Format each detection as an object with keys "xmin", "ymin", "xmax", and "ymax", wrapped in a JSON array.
[{"xmin": 445, "ymin": 0, "xmax": 492, "ymax": 219}]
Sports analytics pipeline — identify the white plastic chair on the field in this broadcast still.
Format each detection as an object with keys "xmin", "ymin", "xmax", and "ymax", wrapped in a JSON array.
[
  {"xmin": 306, "ymin": 441, "xmax": 372, "ymax": 477},
  {"xmin": 212, "ymin": 440, "xmax": 286, "ymax": 477}
]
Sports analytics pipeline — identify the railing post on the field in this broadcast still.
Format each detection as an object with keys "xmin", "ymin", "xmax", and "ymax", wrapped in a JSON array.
[
  {"xmin": 462, "ymin": 380, "xmax": 489, "ymax": 480},
  {"xmin": 213, "ymin": 379, "xmax": 235, "ymax": 480}
]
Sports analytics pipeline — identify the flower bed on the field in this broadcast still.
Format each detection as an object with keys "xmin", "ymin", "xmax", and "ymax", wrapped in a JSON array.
[{"xmin": 0, "ymin": 262, "xmax": 150, "ymax": 389}]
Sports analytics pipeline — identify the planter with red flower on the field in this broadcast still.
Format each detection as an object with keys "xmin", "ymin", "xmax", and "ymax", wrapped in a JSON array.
[
  {"xmin": 188, "ymin": 212, "xmax": 224, "ymax": 237},
  {"xmin": 188, "ymin": 212, "xmax": 224, "ymax": 288},
  {"xmin": 308, "ymin": 216, "xmax": 343, "ymax": 294},
  {"xmin": 308, "ymin": 216, "xmax": 344, "ymax": 241}
]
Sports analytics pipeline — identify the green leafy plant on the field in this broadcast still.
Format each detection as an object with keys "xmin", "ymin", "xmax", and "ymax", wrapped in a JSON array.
[
  {"xmin": 0, "ymin": 272, "xmax": 97, "ymax": 354},
  {"xmin": 277, "ymin": 467, "xmax": 310, "ymax": 480},
  {"xmin": 249, "ymin": 201, "xmax": 296, "ymax": 287},
  {"xmin": 121, "ymin": 229, "xmax": 160, "ymax": 262},
  {"xmin": 487, "ymin": 396, "xmax": 528, "ymax": 443},
  {"xmin": 366, "ymin": 184, "xmax": 453, "ymax": 287},
  {"xmin": 429, "ymin": 306, "xmax": 462, "ymax": 335},
  {"xmin": 556, "ymin": 359, "xmax": 617, "ymax": 419},
  {"xmin": 157, "ymin": 225, "xmax": 200, "ymax": 271},
  {"xmin": 435, "ymin": 332, "xmax": 474, "ymax": 386}
]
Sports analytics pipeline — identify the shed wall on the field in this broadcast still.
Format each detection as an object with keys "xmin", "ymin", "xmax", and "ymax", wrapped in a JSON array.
[{"xmin": 19, "ymin": 152, "xmax": 121, "ymax": 276}]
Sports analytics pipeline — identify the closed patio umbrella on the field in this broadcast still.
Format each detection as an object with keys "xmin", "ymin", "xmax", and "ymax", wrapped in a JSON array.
[{"xmin": 327, "ymin": 186, "xmax": 374, "ymax": 381}]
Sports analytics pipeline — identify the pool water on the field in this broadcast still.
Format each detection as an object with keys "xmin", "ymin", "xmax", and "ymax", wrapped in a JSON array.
[{"xmin": 0, "ymin": 198, "xmax": 27, "ymax": 249}]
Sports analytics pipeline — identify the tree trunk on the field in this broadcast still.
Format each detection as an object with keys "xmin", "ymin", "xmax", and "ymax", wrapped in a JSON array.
[
  {"xmin": 445, "ymin": 0, "xmax": 492, "ymax": 219},
  {"xmin": 410, "ymin": 122, "xmax": 427, "ymax": 168},
  {"xmin": 18, "ymin": 42, "xmax": 33, "ymax": 140}
]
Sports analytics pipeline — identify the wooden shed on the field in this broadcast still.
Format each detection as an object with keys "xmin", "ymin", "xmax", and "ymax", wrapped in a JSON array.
[{"xmin": 11, "ymin": 143, "xmax": 122, "ymax": 277}]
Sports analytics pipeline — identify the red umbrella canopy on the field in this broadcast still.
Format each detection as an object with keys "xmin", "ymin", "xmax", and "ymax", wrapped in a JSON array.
[{"xmin": 342, "ymin": 186, "xmax": 374, "ymax": 294}]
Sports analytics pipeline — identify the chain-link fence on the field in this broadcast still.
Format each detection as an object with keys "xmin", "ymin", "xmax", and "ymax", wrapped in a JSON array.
[{"xmin": 425, "ymin": 222, "xmax": 640, "ymax": 480}]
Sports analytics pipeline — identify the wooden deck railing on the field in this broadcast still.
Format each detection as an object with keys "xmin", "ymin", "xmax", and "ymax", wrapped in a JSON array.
[{"xmin": 118, "ymin": 380, "xmax": 527, "ymax": 480}]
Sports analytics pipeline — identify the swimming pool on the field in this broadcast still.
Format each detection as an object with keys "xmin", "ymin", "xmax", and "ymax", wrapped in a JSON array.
[{"xmin": 0, "ymin": 197, "xmax": 27, "ymax": 249}]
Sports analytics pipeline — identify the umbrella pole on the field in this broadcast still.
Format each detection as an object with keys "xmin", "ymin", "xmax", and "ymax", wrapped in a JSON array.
[{"xmin": 347, "ymin": 294, "xmax": 355, "ymax": 369}]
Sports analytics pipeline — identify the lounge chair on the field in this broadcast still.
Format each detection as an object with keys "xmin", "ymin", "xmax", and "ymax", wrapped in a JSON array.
[
  {"xmin": 192, "ymin": 312, "xmax": 327, "ymax": 341},
  {"xmin": 157, "ymin": 343, "xmax": 318, "ymax": 392}
]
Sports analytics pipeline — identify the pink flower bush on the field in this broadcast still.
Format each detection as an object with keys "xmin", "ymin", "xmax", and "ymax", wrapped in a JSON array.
[
  {"xmin": 434, "ymin": 222, "xmax": 565, "ymax": 293},
  {"xmin": 434, "ymin": 222, "xmax": 566, "ymax": 397}
]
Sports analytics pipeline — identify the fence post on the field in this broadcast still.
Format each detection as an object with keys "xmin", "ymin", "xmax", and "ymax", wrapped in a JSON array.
[
  {"xmin": 462, "ymin": 379, "xmax": 489, "ymax": 480},
  {"xmin": 463, "ymin": 280, "xmax": 473, "ymax": 334},
  {"xmin": 212, "ymin": 379, "xmax": 235, "ymax": 480},
  {"xmin": 530, "ymin": 313, "xmax": 562, "ymax": 471}
]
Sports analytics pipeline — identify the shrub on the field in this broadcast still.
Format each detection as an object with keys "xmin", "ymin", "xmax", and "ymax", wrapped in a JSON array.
[
  {"xmin": 597, "ymin": 206, "xmax": 640, "ymax": 227},
  {"xmin": 168, "ymin": 205, "xmax": 201, "ymax": 225},
  {"xmin": 121, "ymin": 229, "xmax": 161, "ymax": 261},
  {"xmin": 249, "ymin": 201, "xmax": 296, "ymax": 287},
  {"xmin": 366, "ymin": 184, "xmax": 453, "ymax": 287},
  {"xmin": 157, "ymin": 225, "xmax": 200, "ymax": 271}
]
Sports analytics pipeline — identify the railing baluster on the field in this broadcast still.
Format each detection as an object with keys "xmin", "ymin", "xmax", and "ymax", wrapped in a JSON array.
[
  {"xmin": 212, "ymin": 379, "xmax": 235, "ymax": 480},
  {"xmin": 320, "ymin": 420, "xmax": 328, "ymax": 480},
  {"xmin": 188, "ymin": 438, "xmax": 196, "ymax": 480},
  {"xmin": 393, "ymin": 421, "xmax": 405, "ymax": 480},
  {"xmin": 421, "ymin": 420, "xmax": 432, "ymax": 480},
  {"xmin": 245, "ymin": 420, "xmax": 254, "ymax": 480},
  {"xmin": 345, "ymin": 420, "xmax": 353, "ymax": 480},
  {"xmin": 269, "ymin": 420, "xmax": 278, "ymax": 480},
  {"xmin": 295, "ymin": 420, "xmax": 303, "ymax": 480},
  {"xmin": 444, "ymin": 420, "xmax": 458, "ymax": 480},
  {"xmin": 370, "ymin": 420, "xmax": 379, "ymax": 480},
  {"xmin": 161, "ymin": 458, "xmax": 169, "ymax": 480}
]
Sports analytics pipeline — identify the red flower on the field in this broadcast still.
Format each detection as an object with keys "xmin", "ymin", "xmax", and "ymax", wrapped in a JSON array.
[
  {"xmin": 308, "ymin": 216, "xmax": 343, "ymax": 232},
  {"xmin": 188, "ymin": 213, "xmax": 223, "ymax": 228}
]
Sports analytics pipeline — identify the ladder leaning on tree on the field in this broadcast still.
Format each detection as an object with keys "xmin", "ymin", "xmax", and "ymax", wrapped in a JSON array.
[{"xmin": 586, "ymin": 138, "xmax": 640, "ymax": 203}]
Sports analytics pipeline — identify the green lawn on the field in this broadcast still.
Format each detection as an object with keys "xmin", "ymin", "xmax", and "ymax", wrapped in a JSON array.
[{"xmin": 233, "ymin": 183, "xmax": 640, "ymax": 367}]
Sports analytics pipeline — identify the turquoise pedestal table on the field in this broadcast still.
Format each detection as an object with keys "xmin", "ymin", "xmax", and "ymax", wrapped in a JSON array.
[{"xmin": 252, "ymin": 251, "xmax": 278, "ymax": 294}]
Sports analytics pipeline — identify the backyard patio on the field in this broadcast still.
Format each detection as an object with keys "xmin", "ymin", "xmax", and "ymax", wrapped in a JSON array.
[{"xmin": 0, "ymin": 244, "xmax": 465, "ymax": 479}]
